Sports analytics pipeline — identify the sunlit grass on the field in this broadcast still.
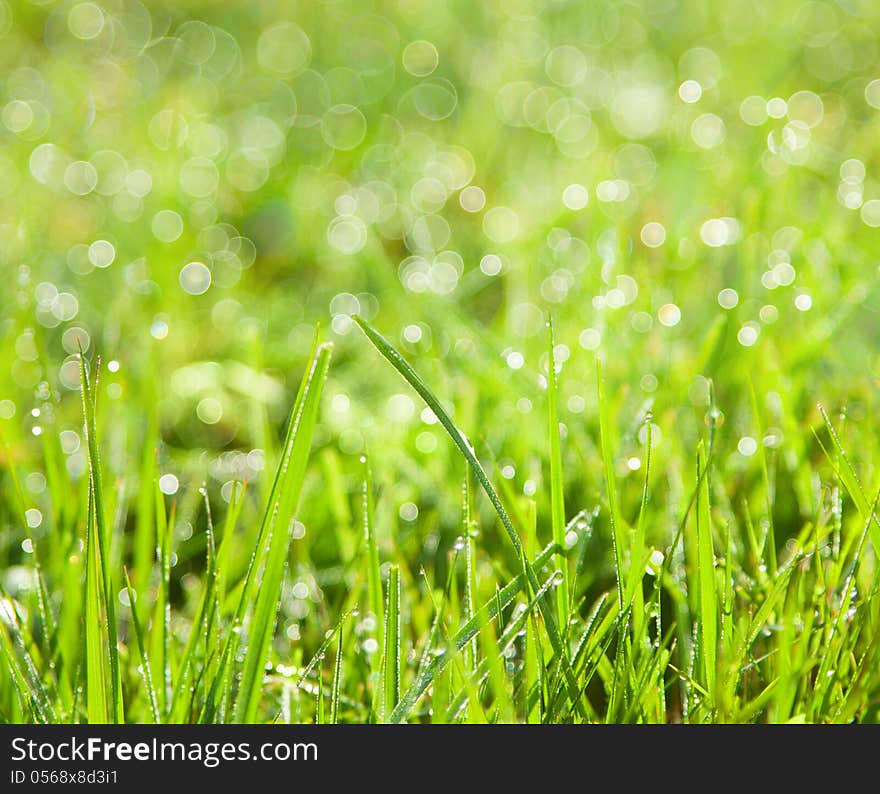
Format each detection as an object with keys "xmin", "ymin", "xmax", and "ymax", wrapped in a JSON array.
[{"xmin": 2, "ymin": 0, "xmax": 880, "ymax": 724}]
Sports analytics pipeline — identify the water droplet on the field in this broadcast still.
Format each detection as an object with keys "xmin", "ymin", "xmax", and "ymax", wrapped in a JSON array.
[
  {"xmin": 704, "ymin": 408, "xmax": 725, "ymax": 427},
  {"xmin": 646, "ymin": 549, "xmax": 665, "ymax": 576},
  {"xmin": 179, "ymin": 262, "xmax": 212, "ymax": 295}
]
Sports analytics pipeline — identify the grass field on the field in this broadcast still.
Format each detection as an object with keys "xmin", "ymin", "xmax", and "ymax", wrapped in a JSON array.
[{"xmin": 2, "ymin": 0, "xmax": 880, "ymax": 724}]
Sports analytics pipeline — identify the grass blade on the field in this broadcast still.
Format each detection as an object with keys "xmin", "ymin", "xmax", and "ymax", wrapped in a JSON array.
[
  {"xmin": 597, "ymin": 357, "xmax": 626, "ymax": 612},
  {"xmin": 361, "ymin": 455, "xmax": 384, "ymax": 721},
  {"xmin": 151, "ymin": 481, "xmax": 171, "ymax": 718},
  {"xmin": 811, "ymin": 486, "xmax": 880, "ymax": 718},
  {"xmin": 628, "ymin": 416, "xmax": 652, "ymax": 640},
  {"xmin": 389, "ymin": 542, "xmax": 557, "ymax": 723},
  {"xmin": 353, "ymin": 314, "xmax": 585, "ymax": 718},
  {"xmin": 199, "ymin": 337, "xmax": 331, "ymax": 722},
  {"xmin": 546, "ymin": 319, "xmax": 569, "ymax": 628},
  {"xmin": 696, "ymin": 443, "xmax": 717, "ymax": 705},
  {"xmin": 330, "ymin": 619, "xmax": 344, "ymax": 724},
  {"xmin": 169, "ymin": 489, "xmax": 220, "ymax": 721},
  {"xmin": 296, "ymin": 609, "xmax": 354, "ymax": 689},
  {"xmin": 749, "ymin": 379, "xmax": 777, "ymax": 573},
  {"xmin": 233, "ymin": 340, "xmax": 332, "ymax": 723},
  {"xmin": 381, "ymin": 564, "xmax": 401, "ymax": 722},
  {"xmin": 79, "ymin": 354, "xmax": 121, "ymax": 723},
  {"xmin": 0, "ymin": 594, "xmax": 57, "ymax": 723},
  {"xmin": 447, "ymin": 568, "xmax": 560, "ymax": 723},
  {"xmin": 83, "ymin": 479, "xmax": 112, "ymax": 723},
  {"xmin": 123, "ymin": 569, "xmax": 159, "ymax": 723},
  {"xmin": 815, "ymin": 403, "xmax": 880, "ymax": 554}
]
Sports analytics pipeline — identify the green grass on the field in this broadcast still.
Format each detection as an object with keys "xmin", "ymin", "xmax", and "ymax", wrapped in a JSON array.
[{"xmin": 3, "ymin": 0, "xmax": 880, "ymax": 724}]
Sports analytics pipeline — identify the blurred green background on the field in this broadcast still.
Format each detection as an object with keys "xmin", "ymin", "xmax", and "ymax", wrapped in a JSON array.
[{"xmin": 3, "ymin": 0, "xmax": 880, "ymax": 665}]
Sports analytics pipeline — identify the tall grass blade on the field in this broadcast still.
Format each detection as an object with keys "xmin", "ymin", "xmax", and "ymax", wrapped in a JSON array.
[
  {"xmin": 200, "ymin": 337, "xmax": 330, "ymax": 722},
  {"xmin": 815, "ymin": 403, "xmax": 880, "ymax": 553},
  {"xmin": 361, "ymin": 455, "xmax": 384, "ymax": 721},
  {"xmin": 696, "ymin": 443, "xmax": 717, "ymax": 705},
  {"xmin": 233, "ymin": 341, "xmax": 332, "ymax": 723},
  {"xmin": 463, "ymin": 477, "xmax": 479, "ymax": 671},
  {"xmin": 151, "ymin": 482, "xmax": 171, "ymax": 718},
  {"xmin": 597, "ymin": 358, "xmax": 626, "ymax": 611},
  {"xmin": 546, "ymin": 319, "xmax": 569, "ymax": 629},
  {"xmin": 381, "ymin": 564, "xmax": 401, "ymax": 722},
  {"xmin": 170, "ymin": 489, "xmax": 219, "ymax": 721},
  {"xmin": 330, "ymin": 619, "xmax": 344, "ymax": 724},
  {"xmin": 811, "ymin": 486, "xmax": 879, "ymax": 717},
  {"xmin": 353, "ymin": 315, "xmax": 585, "ymax": 717},
  {"xmin": 79, "ymin": 354, "xmax": 121, "ymax": 723},
  {"xmin": 749, "ymin": 379, "xmax": 776, "ymax": 573},
  {"xmin": 123, "ymin": 569, "xmax": 159, "ymax": 723},
  {"xmin": 626, "ymin": 417, "xmax": 652, "ymax": 642},
  {"xmin": 84, "ymin": 478, "xmax": 112, "ymax": 723}
]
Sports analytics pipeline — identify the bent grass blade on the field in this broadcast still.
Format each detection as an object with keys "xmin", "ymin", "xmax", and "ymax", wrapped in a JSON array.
[{"xmin": 353, "ymin": 315, "xmax": 585, "ymax": 718}]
